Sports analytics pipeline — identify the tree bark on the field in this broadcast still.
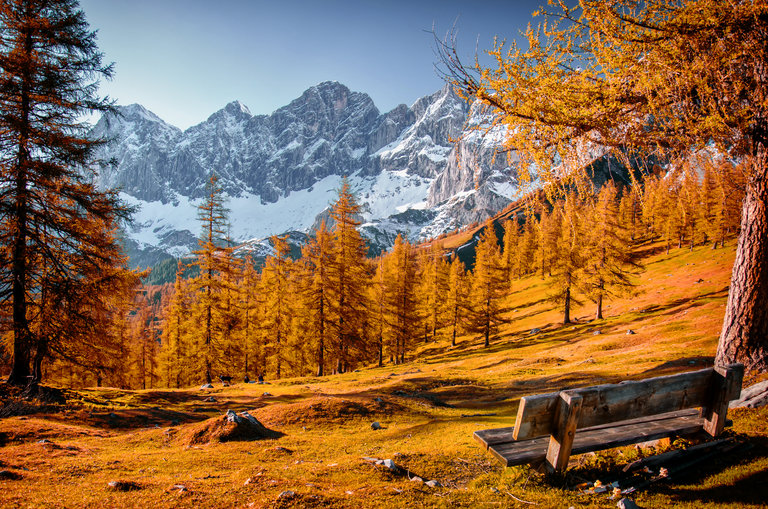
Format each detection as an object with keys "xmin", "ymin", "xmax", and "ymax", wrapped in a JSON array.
[{"xmin": 716, "ymin": 150, "xmax": 768, "ymax": 372}]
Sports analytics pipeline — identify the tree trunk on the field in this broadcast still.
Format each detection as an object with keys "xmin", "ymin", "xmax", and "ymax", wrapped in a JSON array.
[
  {"xmin": 716, "ymin": 151, "xmax": 768, "ymax": 372},
  {"xmin": 563, "ymin": 286, "xmax": 571, "ymax": 325},
  {"xmin": 595, "ymin": 280, "xmax": 604, "ymax": 320}
]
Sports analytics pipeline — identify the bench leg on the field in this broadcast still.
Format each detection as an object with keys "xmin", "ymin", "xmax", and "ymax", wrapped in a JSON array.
[
  {"xmin": 703, "ymin": 363, "xmax": 744, "ymax": 436},
  {"xmin": 546, "ymin": 392, "xmax": 582, "ymax": 473}
]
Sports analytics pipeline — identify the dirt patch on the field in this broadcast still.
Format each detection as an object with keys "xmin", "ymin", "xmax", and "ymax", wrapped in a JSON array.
[
  {"xmin": 177, "ymin": 410, "xmax": 281, "ymax": 446},
  {"xmin": 256, "ymin": 395, "xmax": 406, "ymax": 426}
]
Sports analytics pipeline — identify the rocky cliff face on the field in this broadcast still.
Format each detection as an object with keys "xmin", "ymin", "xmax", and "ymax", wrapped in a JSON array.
[{"xmin": 91, "ymin": 81, "xmax": 519, "ymax": 266}]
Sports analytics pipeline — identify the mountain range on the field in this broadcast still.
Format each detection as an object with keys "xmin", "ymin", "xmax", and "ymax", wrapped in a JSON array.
[{"xmin": 90, "ymin": 81, "xmax": 535, "ymax": 267}]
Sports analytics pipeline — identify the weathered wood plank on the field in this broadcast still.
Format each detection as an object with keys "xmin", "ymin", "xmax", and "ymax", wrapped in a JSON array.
[
  {"xmin": 513, "ymin": 366, "xmax": 741, "ymax": 439},
  {"xmin": 490, "ymin": 411, "xmax": 705, "ymax": 467},
  {"xmin": 703, "ymin": 364, "xmax": 744, "ymax": 436},
  {"xmin": 545, "ymin": 392, "xmax": 582, "ymax": 472},
  {"xmin": 476, "ymin": 408, "xmax": 701, "ymax": 449}
]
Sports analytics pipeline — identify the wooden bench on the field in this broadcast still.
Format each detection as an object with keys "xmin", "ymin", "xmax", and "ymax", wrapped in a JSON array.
[{"xmin": 474, "ymin": 363, "xmax": 744, "ymax": 472}]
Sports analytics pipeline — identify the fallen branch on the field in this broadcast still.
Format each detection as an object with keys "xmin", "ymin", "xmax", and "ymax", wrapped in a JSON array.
[
  {"xmin": 505, "ymin": 490, "xmax": 537, "ymax": 505},
  {"xmin": 460, "ymin": 413, "xmax": 498, "ymax": 418}
]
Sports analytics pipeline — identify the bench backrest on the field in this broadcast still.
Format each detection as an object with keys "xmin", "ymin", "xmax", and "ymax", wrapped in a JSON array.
[{"xmin": 513, "ymin": 363, "xmax": 743, "ymax": 441}]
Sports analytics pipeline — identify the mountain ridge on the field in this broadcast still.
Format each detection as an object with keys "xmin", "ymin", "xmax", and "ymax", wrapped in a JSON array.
[{"xmin": 90, "ymin": 81, "xmax": 521, "ymax": 267}]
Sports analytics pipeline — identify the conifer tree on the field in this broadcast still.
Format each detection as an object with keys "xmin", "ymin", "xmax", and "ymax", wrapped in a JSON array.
[
  {"xmin": 240, "ymin": 256, "xmax": 260, "ymax": 380},
  {"xmin": 370, "ymin": 257, "xmax": 387, "ymax": 366},
  {"xmin": 501, "ymin": 218, "xmax": 520, "ymax": 287},
  {"xmin": 159, "ymin": 261, "xmax": 191, "ymax": 388},
  {"xmin": 547, "ymin": 198, "xmax": 584, "ymax": 325},
  {"xmin": 300, "ymin": 222, "xmax": 334, "ymax": 376},
  {"xmin": 189, "ymin": 173, "xmax": 231, "ymax": 383},
  {"xmin": 468, "ymin": 223, "xmax": 506, "ymax": 347},
  {"xmin": 382, "ymin": 234, "xmax": 419, "ymax": 363},
  {"xmin": 446, "ymin": 256, "xmax": 468, "ymax": 347},
  {"xmin": 327, "ymin": 178, "xmax": 370, "ymax": 373},
  {"xmin": 0, "ymin": 0, "xmax": 139, "ymax": 385},
  {"xmin": 583, "ymin": 184, "xmax": 640, "ymax": 320},
  {"xmin": 416, "ymin": 242, "xmax": 449, "ymax": 343},
  {"xmin": 261, "ymin": 235, "xmax": 292, "ymax": 378}
]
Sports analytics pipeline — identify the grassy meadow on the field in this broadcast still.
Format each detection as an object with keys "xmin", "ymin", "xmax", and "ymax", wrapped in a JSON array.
[{"xmin": 2, "ymin": 239, "xmax": 767, "ymax": 508}]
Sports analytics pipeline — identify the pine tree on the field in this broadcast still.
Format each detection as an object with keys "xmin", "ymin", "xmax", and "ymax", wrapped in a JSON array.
[
  {"xmin": 501, "ymin": 218, "xmax": 520, "ymax": 287},
  {"xmin": 0, "ymin": 0, "xmax": 139, "ymax": 385},
  {"xmin": 240, "ymin": 256, "xmax": 260, "ymax": 381}
]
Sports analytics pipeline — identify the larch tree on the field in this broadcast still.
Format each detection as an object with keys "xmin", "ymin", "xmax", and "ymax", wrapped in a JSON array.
[
  {"xmin": 382, "ymin": 234, "xmax": 419, "ymax": 364},
  {"xmin": 189, "ymin": 173, "xmax": 230, "ymax": 384},
  {"xmin": 261, "ymin": 235, "xmax": 292, "ymax": 378},
  {"xmin": 468, "ymin": 223, "xmax": 506, "ymax": 347},
  {"xmin": 0, "ymin": 0, "xmax": 140, "ymax": 385},
  {"xmin": 300, "ymin": 221, "xmax": 334, "ymax": 376},
  {"xmin": 583, "ymin": 184, "xmax": 641, "ymax": 320},
  {"xmin": 547, "ymin": 198, "xmax": 584, "ymax": 325},
  {"xmin": 416, "ymin": 241, "xmax": 449, "ymax": 343},
  {"xmin": 441, "ymin": 0, "xmax": 768, "ymax": 371},
  {"xmin": 446, "ymin": 255, "xmax": 468, "ymax": 347},
  {"xmin": 327, "ymin": 178, "xmax": 370, "ymax": 373}
]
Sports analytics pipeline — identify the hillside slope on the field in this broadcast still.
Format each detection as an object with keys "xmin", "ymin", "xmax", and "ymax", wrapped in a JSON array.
[{"xmin": 2, "ymin": 242, "xmax": 767, "ymax": 508}]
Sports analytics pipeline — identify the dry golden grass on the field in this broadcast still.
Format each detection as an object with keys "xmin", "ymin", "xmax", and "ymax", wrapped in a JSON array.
[{"xmin": 1, "ymin": 240, "xmax": 767, "ymax": 508}]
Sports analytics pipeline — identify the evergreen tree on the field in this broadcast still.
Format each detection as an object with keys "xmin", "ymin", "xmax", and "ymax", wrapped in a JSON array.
[{"xmin": 0, "ymin": 0, "xmax": 139, "ymax": 385}]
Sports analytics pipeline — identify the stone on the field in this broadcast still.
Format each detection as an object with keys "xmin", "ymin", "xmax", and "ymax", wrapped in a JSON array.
[
  {"xmin": 107, "ymin": 480, "xmax": 141, "ymax": 491},
  {"xmin": 381, "ymin": 459, "xmax": 399, "ymax": 472},
  {"xmin": 262, "ymin": 392, "xmax": 272, "ymax": 397},
  {"xmin": 617, "ymin": 498, "xmax": 642, "ymax": 509},
  {"xmin": 410, "ymin": 476, "xmax": 423, "ymax": 483},
  {"xmin": 204, "ymin": 396, "xmax": 216, "ymax": 402},
  {"xmin": 425, "ymin": 480, "xmax": 441, "ymax": 488},
  {"xmin": 200, "ymin": 383, "xmax": 213, "ymax": 389},
  {"xmin": 278, "ymin": 491, "xmax": 297, "ymax": 500},
  {"xmin": 225, "ymin": 409, "xmax": 240, "ymax": 423},
  {"xmin": 626, "ymin": 329, "xmax": 636, "ymax": 335},
  {"xmin": 593, "ymin": 330, "xmax": 602, "ymax": 335},
  {"xmin": 370, "ymin": 421, "xmax": 382, "ymax": 430},
  {"xmin": 529, "ymin": 328, "xmax": 541, "ymax": 335}
]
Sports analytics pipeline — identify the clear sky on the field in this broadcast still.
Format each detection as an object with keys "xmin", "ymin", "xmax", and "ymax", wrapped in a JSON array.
[{"xmin": 79, "ymin": 0, "xmax": 544, "ymax": 130}]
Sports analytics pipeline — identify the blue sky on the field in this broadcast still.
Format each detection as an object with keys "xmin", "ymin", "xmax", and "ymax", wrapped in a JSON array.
[{"xmin": 79, "ymin": 0, "xmax": 544, "ymax": 130}]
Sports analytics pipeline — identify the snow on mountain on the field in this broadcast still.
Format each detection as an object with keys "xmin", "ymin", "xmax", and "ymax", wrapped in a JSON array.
[{"xmin": 91, "ymin": 82, "xmax": 519, "ymax": 267}]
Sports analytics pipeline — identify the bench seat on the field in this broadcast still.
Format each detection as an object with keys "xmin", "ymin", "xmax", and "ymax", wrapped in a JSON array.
[{"xmin": 474, "ymin": 408, "xmax": 711, "ymax": 467}]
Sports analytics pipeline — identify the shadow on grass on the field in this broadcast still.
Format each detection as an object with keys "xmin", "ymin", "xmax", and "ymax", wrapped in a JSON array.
[{"xmin": 654, "ymin": 436, "xmax": 768, "ymax": 506}]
